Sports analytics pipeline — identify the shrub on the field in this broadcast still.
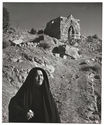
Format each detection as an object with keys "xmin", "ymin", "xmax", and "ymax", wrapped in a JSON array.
[
  {"xmin": 87, "ymin": 36, "xmax": 93, "ymax": 42},
  {"xmin": 92, "ymin": 34, "xmax": 98, "ymax": 39},
  {"xmin": 52, "ymin": 47, "xmax": 59, "ymax": 53},
  {"xmin": 31, "ymin": 35, "xmax": 44, "ymax": 43},
  {"xmin": 52, "ymin": 45, "xmax": 66, "ymax": 56},
  {"xmin": 8, "ymin": 27, "xmax": 16, "ymax": 34},
  {"xmin": 38, "ymin": 42, "xmax": 50, "ymax": 49},
  {"xmin": 38, "ymin": 35, "xmax": 44, "ymax": 41},
  {"xmin": 37, "ymin": 29, "xmax": 44, "ymax": 34},
  {"xmin": 29, "ymin": 28, "xmax": 36, "ymax": 34}
]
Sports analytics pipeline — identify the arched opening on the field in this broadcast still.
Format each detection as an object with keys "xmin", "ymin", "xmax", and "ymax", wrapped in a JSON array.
[
  {"xmin": 68, "ymin": 26, "xmax": 75, "ymax": 45},
  {"xmin": 68, "ymin": 25, "xmax": 74, "ymax": 40}
]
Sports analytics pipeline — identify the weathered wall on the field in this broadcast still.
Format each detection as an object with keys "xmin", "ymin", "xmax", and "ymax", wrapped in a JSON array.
[
  {"xmin": 60, "ymin": 15, "xmax": 80, "ymax": 41},
  {"xmin": 44, "ymin": 17, "xmax": 61, "ymax": 39}
]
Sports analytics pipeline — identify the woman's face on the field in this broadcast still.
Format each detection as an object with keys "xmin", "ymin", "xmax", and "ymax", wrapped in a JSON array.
[{"xmin": 35, "ymin": 70, "xmax": 44, "ymax": 85}]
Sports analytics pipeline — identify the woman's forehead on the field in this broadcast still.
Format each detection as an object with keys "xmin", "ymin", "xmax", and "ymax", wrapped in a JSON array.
[{"xmin": 37, "ymin": 70, "xmax": 43, "ymax": 74}]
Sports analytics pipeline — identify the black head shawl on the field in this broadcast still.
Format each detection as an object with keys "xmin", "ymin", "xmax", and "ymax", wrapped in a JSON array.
[{"xmin": 9, "ymin": 67, "xmax": 60, "ymax": 123}]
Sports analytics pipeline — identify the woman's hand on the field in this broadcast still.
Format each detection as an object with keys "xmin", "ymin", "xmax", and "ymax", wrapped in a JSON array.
[{"xmin": 27, "ymin": 109, "xmax": 34, "ymax": 120}]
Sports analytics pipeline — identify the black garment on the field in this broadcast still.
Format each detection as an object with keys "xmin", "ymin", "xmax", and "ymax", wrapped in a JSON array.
[
  {"xmin": 30, "ymin": 84, "xmax": 44, "ymax": 122},
  {"xmin": 9, "ymin": 67, "xmax": 60, "ymax": 123}
]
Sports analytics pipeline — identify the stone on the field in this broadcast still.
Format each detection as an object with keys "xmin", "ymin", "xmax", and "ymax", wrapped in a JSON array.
[
  {"xmin": 27, "ymin": 42, "xmax": 34, "ymax": 46},
  {"xmin": 41, "ymin": 64, "xmax": 55, "ymax": 78},
  {"xmin": 46, "ymin": 64, "xmax": 55, "ymax": 74},
  {"xmin": 63, "ymin": 55, "xmax": 67, "ymax": 59},
  {"xmin": 91, "ymin": 58, "xmax": 95, "ymax": 62},
  {"xmin": 65, "ymin": 45, "xmax": 81, "ymax": 59},
  {"xmin": 11, "ymin": 57, "xmax": 18, "ymax": 62},
  {"xmin": 11, "ymin": 56, "xmax": 22, "ymax": 63},
  {"xmin": 12, "ymin": 39, "xmax": 23, "ymax": 45},
  {"xmin": 55, "ymin": 53, "xmax": 60, "ymax": 57}
]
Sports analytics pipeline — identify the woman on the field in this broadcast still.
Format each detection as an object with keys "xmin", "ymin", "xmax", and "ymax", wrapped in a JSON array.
[{"xmin": 9, "ymin": 67, "xmax": 60, "ymax": 123}]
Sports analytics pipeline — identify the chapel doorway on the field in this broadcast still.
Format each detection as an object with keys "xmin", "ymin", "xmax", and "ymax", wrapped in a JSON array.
[{"xmin": 68, "ymin": 26, "xmax": 75, "ymax": 45}]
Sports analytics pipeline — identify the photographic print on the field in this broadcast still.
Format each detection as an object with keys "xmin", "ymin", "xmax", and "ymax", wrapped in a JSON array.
[{"xmin": 2, "ymin": 2, "xmax": 102, "ymax": 123}]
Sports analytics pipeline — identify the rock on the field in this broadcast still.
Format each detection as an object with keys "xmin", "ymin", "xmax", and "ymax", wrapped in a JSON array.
[
  {"xmin": 26, "ymin": 42, "xmax": 34, "ymax": 46},
  {"xmin": 11, "ymin": 57, "xmax": 18, "ymax": 62},
  {"xmin": 23, "ymin": 53, "xmax": 32, "ymax": 61},
  {"xmin": 85, "ymin": 59, "xmax": 94, "ymax": 66},
  {"xmin": 11, "ymin": 56, "xmax": 22, "ymax": 63},
  {"xmin": 18, "ymin": 58, "xmax": 23, "ymax": 63},
  {"xmin": 33, "ymin": 57, "xmax": 43, "ymax": 64},
  {"xmin": 87, "ymin": 72, "xmax": 95, "ymax": 82},
  {"xmin": 53, "ymin": 37, "xmax": 59, "ymax": 44},
  {"xmin": 3, "ymin": 53, "xmax": 7, "ymax": 58},
  {"xmin": 55, "ymin": 53, "xmax": 60, "ymax": 57},
  {"xmin": 63, "ymin": 55, "xmax": 67, "ymax": 59},
  {"xmin": 91, "ymin": 58, "xmax": 95, "ymax": 62},
  {"xmin": 12, "ymin": 39, "xmax": 23, "ymax": 45},
  {"xmin": 66, "ymin": 45, "xmax": 81, "ymax": 59},
  {"xmin": 87, "ymin": 103, "xmax": 95, "ymax": 111},
  {"xmin": 18, "ymin": 75, "xmax": 23, "ymax": 82},
  {"xmin": 45, "ymin": 64, "xmax": 55, "ymax": 78},
  {"xmin": 46, "ymin": 64, "xmax": 55, "ymax": 73}
]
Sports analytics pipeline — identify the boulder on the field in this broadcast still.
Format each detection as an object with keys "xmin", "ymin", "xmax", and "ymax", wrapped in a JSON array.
[
  {"xmin": 12, "ymin": 39, "xmax": 23, "ymax": 45},
  {"xmin": 11, "ymin": 56, "xmax": 22, "ymax": 63},
  {"xmin": 65, "ymin": 45, "xmax": 81, "ymax": 59}
]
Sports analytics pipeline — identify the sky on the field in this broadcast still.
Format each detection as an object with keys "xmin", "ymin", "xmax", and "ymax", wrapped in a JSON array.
[{"xmin": 3, "ymin": 2, "xmax": 102, "ymax": 38}]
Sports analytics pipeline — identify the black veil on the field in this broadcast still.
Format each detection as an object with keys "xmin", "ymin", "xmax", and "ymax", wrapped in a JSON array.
[{"xmin": 9, "ymin": 67, "xmax": 60, "ymax": 123}]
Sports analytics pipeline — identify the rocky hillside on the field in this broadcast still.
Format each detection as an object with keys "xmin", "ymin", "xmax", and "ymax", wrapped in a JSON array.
[{"xmin": 2, "ymin": 29, "xmax": 102, "ymax": 123}]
